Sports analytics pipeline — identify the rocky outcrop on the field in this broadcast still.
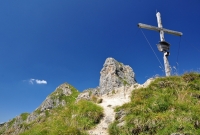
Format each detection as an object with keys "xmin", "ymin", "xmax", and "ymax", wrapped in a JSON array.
[
  {"xmin": 99, "ymin": 57, "xmax": 137, "ymax": 94},
  {"xmin": 76, "ymin": 88, "xmax": 103, "ymax": 104},
  {"xmin": 26, "ymin": 83, "xmax": 73, "ymax": 123},
  {"xmin": 77, "ymin": 57, "xmax": 137, "ymax": 97},
  {"xmin": 76, "ymin": 88, "xmax": 100, "ymax": 102},
  {"xmin": 0, "ymin": 113, "xmax": 30, "ymax": 135},
  {"xmin": 38, "ymin": 86, "xmax": 69, "ymax": 112},
  {"xmin": 26, "ymin": 112, "xmax": 39, "ymax": 123},
  {"xmin": 38, "ymin": 83, "xmax": 71, "ymax": 112},
  {"xmin": 0, "ymin": 83, "xmax": 76, "ymax": 135}
]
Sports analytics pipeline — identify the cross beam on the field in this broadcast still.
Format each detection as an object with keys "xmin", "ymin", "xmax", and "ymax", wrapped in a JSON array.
[
  {"xmin": 138, "ymin": 23, "xmax": 182, "ymax": 36},
  {"xmin": 138, "ymin": 12, "xmax": 182, "ymax": 76}
]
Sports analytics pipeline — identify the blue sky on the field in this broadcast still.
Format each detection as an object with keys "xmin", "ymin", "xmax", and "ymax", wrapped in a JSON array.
[{"xmin": 0, "ymin": 0, "xmax": 200, "ymax": 122}]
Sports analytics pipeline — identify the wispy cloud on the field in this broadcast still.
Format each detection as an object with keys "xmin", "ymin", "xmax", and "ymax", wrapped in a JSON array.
[
  {"xmin": 28, "ymin": 78, "xmax": 47, "ymax": 85},
  {"xmin": 29, "ymin": 79, "xmax": 35, "ymax": 84}
]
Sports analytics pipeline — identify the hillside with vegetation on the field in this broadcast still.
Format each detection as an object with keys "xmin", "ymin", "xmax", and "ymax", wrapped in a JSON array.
[
  {"xmin": 0, "ymin": 83, "xmax": 103, "ymax": 135},
  {"xmin": 109, "ymin": 72, "xmax": 200, "ymax": 135}
]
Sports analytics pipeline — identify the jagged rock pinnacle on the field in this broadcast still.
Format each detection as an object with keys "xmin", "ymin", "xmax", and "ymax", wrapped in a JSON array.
[{"xmin": 99, "ymin": 57, "xmax": 137, "ymax": 94}]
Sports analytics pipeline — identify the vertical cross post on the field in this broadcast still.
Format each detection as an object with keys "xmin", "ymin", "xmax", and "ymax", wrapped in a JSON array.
[
  {"xmin": 156, "ymin": 12, "xmax": 165, "ymax": 41},
  {"xmin": 156, "ymin": 12, "xmax": 171, "ymax": 76},
  {"xmin": 138, "ymin": 12, "xmax": 182, "ymax": 76}
]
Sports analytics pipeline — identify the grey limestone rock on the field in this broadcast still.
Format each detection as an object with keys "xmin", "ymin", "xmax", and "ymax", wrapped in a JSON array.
[
  {"xmin": 117, "ymin": 121, "xmax": 125, "ymax": 128},
  {"xmin": 56, "ymin": 83, "xmax": 72, "ymax": 96},
  {"xmin": 99, "ymin": 57, "xmax": 136, "ymax": 94},
  {"xmin": 40, "ymin": 97, "xmax": 54, "ymax": 112},
  {"xmin": 13, "ymin": 116, "xmax": 23, "ymax": 128},
  {"xmin": 105, "ymin": 116, "xmax": 112, "ymax": 124},
  {"xmin": 115, "ymin": 110, "xmax": 127, "ymax": 123},
  {"xmin": 76, "ymin": 92, "xmax": 90, "ymax": 102},
  {"xmin": 76, "ymin": 88, "xmax": 100, "ymax": 102},
  {"xmin": 26, "ymin": 112, "xmax": 38, "ymax": 123},
  {"xmin": 39, "ymin": 83, "xmax": 72, "ymax": 112},
  {"xmin": 27, "ymin": 83, "xmax": 73, "ymax": 123},
  {"xmin": 11, "ymin": 116, "xmax": 25, "ymax": 135},
  {"xmin": 0, "ymin": 115, "xmax": 28, "ymax": 135}
]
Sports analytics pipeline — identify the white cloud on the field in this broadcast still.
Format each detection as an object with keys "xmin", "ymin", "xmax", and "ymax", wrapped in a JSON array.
[
  {"xmin": 35, "ymin": 79, "xmax": 47, "ymax": 84},
  {"xmin": 28, "ymin": 79, "xmax": 47, "ymax": 85}
]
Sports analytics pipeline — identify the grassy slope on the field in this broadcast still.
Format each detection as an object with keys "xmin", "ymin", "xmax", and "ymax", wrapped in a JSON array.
[
  {"xmin": 20, "ymin": 85, "xmax": 103, "ymax": 135},
  {"xmin": 109, "ymin": 73, "xmax": 200, "ymax": 135},
  {"xmin": 20, "ymin": 100, "xmax": 103, "ymax": 135},
  {"xmin": 1, "ymin": 84, "xmax": 103, "ymax": 135}
]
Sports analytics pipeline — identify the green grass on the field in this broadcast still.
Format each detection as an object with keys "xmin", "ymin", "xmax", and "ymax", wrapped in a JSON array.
[
  {"xmin": 20, "ymin": 100, "xmax": 103, "ymax": 135},
  {"xmin": 18, "ymin": 84, "xmax": 103, "ymax": 135},
  {"xmin": 0, "ymin": 127, "xmax": 6, "ymax": 135},
  {"xmin": 20, "ymin": 113, "xmax": 29, "ymax": 121},
  {"xmin": 109, "ymin": 72, "xmax": 200, "ymax": 135},
  {"xmin": 50, "ymin": 84, "xmax": 79, "ymax": 104},
  {"xmin": 8, "ymin": 118, "xmax": 16, "ymax": 128},
  {"xmin": 1, "ymin": 83, "xmax": 103, "ymax": 135}
]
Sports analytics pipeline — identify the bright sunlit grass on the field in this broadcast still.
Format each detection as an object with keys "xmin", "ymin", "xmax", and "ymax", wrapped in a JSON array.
[{"xmin": 109, "ymin": 72, "xmax": 200, "ymax": 135}]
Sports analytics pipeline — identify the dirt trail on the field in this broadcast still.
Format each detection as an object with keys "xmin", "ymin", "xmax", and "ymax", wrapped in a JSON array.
[
  {"xmin": 88, "ymin": 78, "xmax": 154, "ymax": 135},
  {"xmin": 88, "ymin": 85, "xmax": 136, "ymax": 135}
]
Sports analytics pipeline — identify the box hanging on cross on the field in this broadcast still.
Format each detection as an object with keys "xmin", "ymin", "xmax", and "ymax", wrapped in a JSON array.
[{"xmin": 157, "ymin": 41, "xmax": 170, "ymax": 52}]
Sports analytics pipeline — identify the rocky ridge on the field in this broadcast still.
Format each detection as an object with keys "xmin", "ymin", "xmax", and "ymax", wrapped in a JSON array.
[
  {"xmin": 27, "ymin": 83, "xmax": 74, "ymax": 123},
  {"xmin": 0, "ymin": 83, "xmax": 78, "ymax": 135}
]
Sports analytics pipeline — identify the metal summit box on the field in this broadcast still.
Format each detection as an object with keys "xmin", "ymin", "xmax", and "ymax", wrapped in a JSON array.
[{"xmin": 157, "ymin": 41, "xmax": 170, "ymax": 52}]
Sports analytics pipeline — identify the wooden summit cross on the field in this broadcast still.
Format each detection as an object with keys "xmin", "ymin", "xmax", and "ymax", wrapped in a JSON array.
[{"xmin": 138, "ymin": 12, "xmax": 183, "ymax": 76}]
